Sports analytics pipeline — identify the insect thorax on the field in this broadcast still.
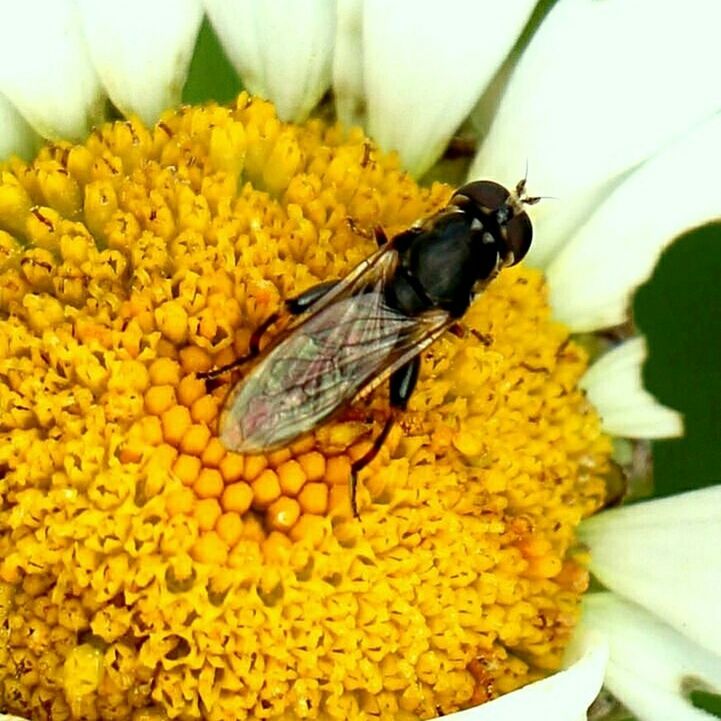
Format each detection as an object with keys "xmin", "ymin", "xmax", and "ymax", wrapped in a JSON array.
[{"xmin": 390, "ymin": 212, "xmax": 500, "ymax": 318}]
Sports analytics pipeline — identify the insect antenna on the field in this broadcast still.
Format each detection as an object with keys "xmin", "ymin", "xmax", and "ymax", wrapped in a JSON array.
[
  {"xmin": 515, "ymin": 162, "xmax": 556, "ymax": 206},
  {"xmin": 521, "ymin": 194, "xmax": 557, "ymax": 206},
  {"xmin": 515, "ymin": 158, "xmax": 530, "ymax": 198}
]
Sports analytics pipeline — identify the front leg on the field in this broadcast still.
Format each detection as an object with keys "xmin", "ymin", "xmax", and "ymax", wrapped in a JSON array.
[
  {"xmin": 350, "ymin": 355, "xmax": 421, "ymax": 516},
  {"xmin": 199, "ymin": 279, "xmax": 340, "ymax": 380}
]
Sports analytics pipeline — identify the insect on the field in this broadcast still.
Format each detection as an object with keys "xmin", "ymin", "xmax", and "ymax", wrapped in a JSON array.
[{"xmin": 201, "ymin": 179, "xmax": 538, "ymax": 515}]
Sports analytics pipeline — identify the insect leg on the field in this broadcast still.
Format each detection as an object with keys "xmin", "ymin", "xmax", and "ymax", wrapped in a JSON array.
[
  {"xmin": 346, "ymin": 218, "xmax": 387, "ymax": 247},
  {"xmin": 286, "ymin": 279, "xmax": 339, "ymax": 314},
  {"xmin": 197, "ymin": 312, "xmax": 281, "ymax": 380},
  {"xmin": 199, "ymin": 282, "xmax": 340, "ymax": 381},
  {"xmin": 388, "ymin": 354, "xmax": 421, "ymax": 410},
  {"xmin": 350, "ymin": 355, "xmax": 421, "ymax": 516}
]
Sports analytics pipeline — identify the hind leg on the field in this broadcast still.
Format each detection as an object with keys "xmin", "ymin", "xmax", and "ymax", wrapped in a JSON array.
[{"xmin": 349, "ymin": 355, "xmax": 420, "ymax": 516}]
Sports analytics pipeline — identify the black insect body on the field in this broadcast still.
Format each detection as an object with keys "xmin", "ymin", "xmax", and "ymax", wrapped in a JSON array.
[{"xmin": 202, "ymin": 180, "xmax": 537, "ymax": 515}]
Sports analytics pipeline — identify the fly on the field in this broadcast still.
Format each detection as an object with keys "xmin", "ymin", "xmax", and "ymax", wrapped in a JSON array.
[{"xmin": 200, "ymin": 180, "xmax": 539, "ymax": 515}]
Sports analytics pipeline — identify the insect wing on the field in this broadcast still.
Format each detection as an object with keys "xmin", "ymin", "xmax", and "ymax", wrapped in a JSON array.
[
  {"xmin": 277, "ymin": 243, "xmax": 400, "ymax": 337},
  {"xmin": 219, "ymin": 249, "xmax": 450, "ymax": 452}
]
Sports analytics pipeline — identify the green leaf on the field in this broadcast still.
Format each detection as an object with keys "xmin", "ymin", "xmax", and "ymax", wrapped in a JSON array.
[
  {"xmin": 691, "ymin": 690, "xmax": 721, "ymax": 718},
  {"xmin": 182, "ymin": 16, "xmax": 243, "ymax": 105},
  {"xmin": 634, "ymin": 223, "xmax": 721, "ymax": 497}
]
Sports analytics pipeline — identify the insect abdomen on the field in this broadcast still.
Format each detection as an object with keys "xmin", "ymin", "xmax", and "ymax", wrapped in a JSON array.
[{"xmin": 219, "ymin": 294, "xmax": 412, "ymax": 452}]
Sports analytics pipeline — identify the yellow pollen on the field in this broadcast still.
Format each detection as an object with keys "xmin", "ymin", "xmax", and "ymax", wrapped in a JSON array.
[{"xmin": 0, "ymin": 93, "xmax": 610, "ymax": 720}]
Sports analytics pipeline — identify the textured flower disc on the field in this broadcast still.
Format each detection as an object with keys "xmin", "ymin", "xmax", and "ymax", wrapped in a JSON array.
[{"xmin": 0, "ymin": 94, "xmax": 609, "ymax": 721}]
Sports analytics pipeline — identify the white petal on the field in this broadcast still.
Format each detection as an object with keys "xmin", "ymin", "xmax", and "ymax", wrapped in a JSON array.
[
  {"xmin": 470, "ymin": 0, "xmax": 721, "ymax": 267},
  {"xmin": 580, "ymin": 337, "xmax": 683, "ymax": 439},
  {"xmin": 581, "ymin": 487, "xmax": 721, "ymax": 657},
  {"xmin": 203, "ymin": 0, "xmax": 335, "ymax": 122},
  {"xmin": 333, "ymin": 0, "xmax": 364, "ymax": 128},
  {"xmin": 364, "ymin": 0, "xmax": 536, "ymax": 177},
  {"xmin": 547, "ymin": 113, "xmax": 721, "ymax": 332},
  {"xmin": 0, "ymin": 92, "xmax": 40, "ymax": 160},
  {"xmin": 583, "ymin": 593, "xmax": 721, "ymax": 721},
  {"xmin": 443, "ymin": 630, "xmax": 608, "ymax": 720},
  {"xmin": 0, "ymin": 0, "xmax": 104, "ymax": 141},
  {"xmin": 76, "ymin": 0, "xmax": 203, "ymax": 126}
]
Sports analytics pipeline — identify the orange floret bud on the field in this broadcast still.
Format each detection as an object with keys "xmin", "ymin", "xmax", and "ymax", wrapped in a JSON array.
[
  {"xmin": 145, "ymin": 385, "xmax": 176, "ymax": 415},
  {"xmin": 179, "ymin": 346, "xmax": 212, "ymax": 374},
  {"xmin": 180, "ymin": 423, "xmax": 211, "ymax": 455},
  {"xmin": 172, "ymin": 453, "xmax": 202, "ymax": 486},
  {"xmin": 177, "ymin": 374, "xmax": 206, "ymax": 406},
  {"xmin": 267, "ymin": 447, "xmax": 292, "ymax": 467},
  {"xmin": 161, "ymin": 405, "xmax": 192, "ymax": 446},
  {"xmin": 193, "ymin": 498, "xmax": 222, "ymax": 532},
  {"xmin": 289, "ymin": 434, "xmax": 316, "ymax": 455},
  {"xmin": 325, "ymin": 455, "xmax": 351, "ymax": 485},
  {"xmin": 193, "ymin": 468, "xmax": 224, "ymax": 499},
  {"xmin": 267, "ymin": 497, "xmax": 301, "ymax": 532},
  {"xmin": 201, "ymin": 437, "xmax": 226, "ymax": 467},
  {"xmin": 221, "ymin": 482, "xmax": 253, "ymax": 514},
  {"xmin": 215, "ymin": 512, "xmax": 243, "ymax": 546},
  {"xmin": 219, "ymin": 452, "xmax": 244, "ymax": 483},
  {"xmin": 243, "ymin": 454, "xmax": 268, "ymax": 481},
  {"xmin": 348, "ymin": 440, "xmax": 373, "ymax": 463},
  {"xmin": 190, "ymin": 395, "xmax": 218, "ymax": 424},
  {"xmin": 298, "ymin": 482, "xmax": 329, "ymax": 515},
  {"xmin": 328, "ymin": 484, "xmax": 351, "ymax": 515},
  {"xmin": 277, "ymin": 460, "xmax": 307, "ymax": 496},
  {"xmin": 251, "ymin": 469, "xmax": 281, "ymax": 509},
  {"xmin": 297, "ymin": 451, "xmax": 326, "ymax": 482},
  {"xmin": 149, "ymin": 357, "xmax": 182, "ymax": 385}
]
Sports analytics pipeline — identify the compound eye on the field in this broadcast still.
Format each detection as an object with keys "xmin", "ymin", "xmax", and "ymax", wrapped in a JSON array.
[
  {"xmin": 504, "ymin": 211, "xmax": 533, "ymax": 265},
  {"xmin": 452, "ymin": 180, "xmax": 510, "ymax": 212}
]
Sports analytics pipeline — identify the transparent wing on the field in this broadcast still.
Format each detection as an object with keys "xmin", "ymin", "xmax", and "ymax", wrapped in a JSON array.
[{"xmin": 219, "ymin": 248, "xmax": 451, "ymax": 452}]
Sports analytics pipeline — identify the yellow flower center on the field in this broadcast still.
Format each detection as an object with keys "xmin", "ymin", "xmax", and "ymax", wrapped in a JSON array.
[{"xmin": 0, "ymin": 93, "xmax": 610, "ymax": 720}]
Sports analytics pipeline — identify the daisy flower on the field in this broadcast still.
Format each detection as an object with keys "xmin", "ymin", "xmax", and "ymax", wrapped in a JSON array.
[{"xmin": 0, "ymin": 1, "xmax": 719, "ymax": 720}]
